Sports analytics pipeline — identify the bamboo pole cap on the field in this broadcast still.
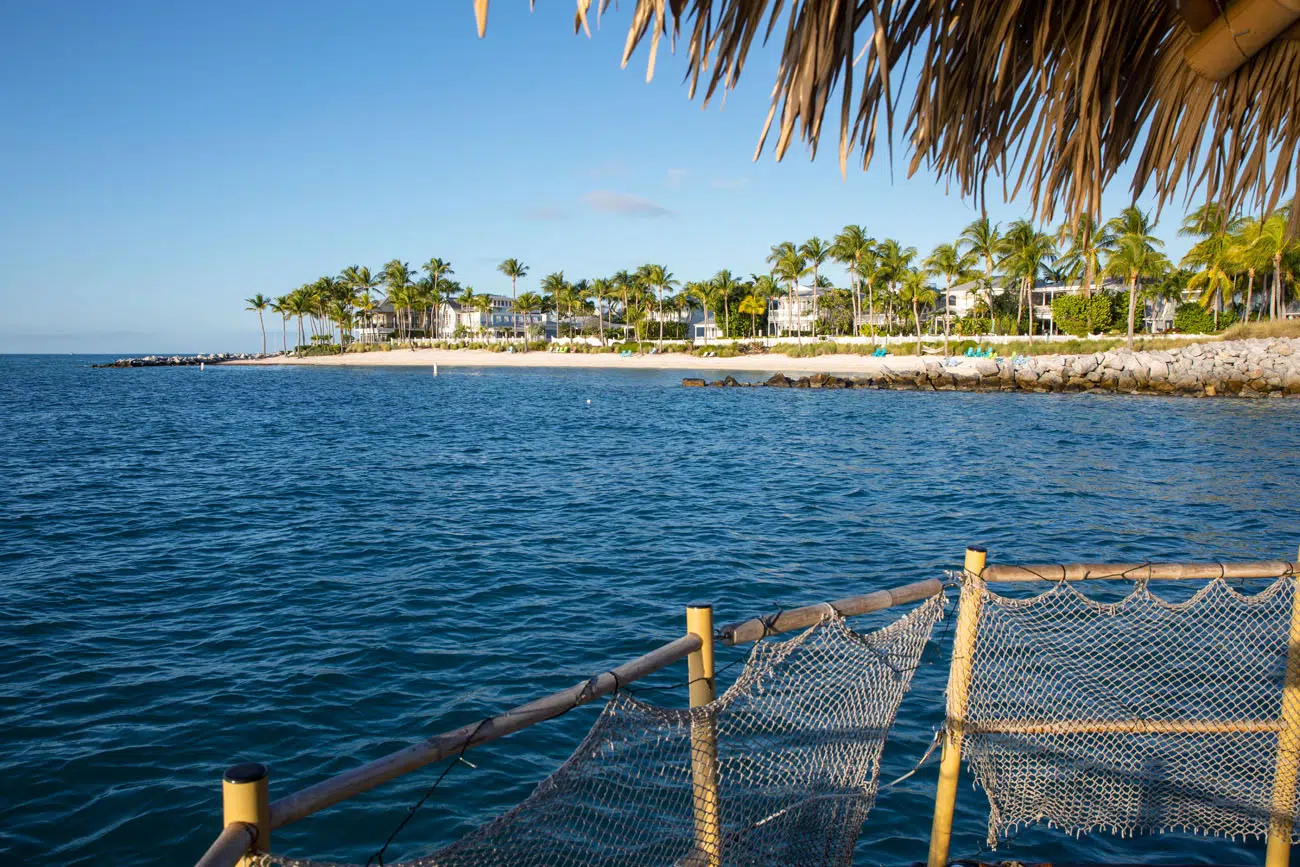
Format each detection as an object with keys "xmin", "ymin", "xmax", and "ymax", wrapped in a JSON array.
[{"xmin": 224, "ymin": 763, "xmax": 268, "ymax": 785}]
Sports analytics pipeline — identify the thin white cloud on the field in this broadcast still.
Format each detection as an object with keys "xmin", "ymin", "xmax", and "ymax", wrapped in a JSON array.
[
  {"xmin": 523, "ymin": 206, "xmax": 569, "ymax": 221},
  {"xmin": 583, "ymin": 190, "xmax": 673, "ymax": 218}
]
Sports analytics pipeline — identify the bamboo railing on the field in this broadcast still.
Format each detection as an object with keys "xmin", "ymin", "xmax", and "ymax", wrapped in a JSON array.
[
  {"xmin": 925, "ymin": 548, "xmax": 1300, "ymax": 867},
  {"xmin": 196, "ymin": 550, "xmax": 1300, "ymax": 867},
  {"xmin": 194, "ymin": 573, "xmax": 944, "ymax": 867}
]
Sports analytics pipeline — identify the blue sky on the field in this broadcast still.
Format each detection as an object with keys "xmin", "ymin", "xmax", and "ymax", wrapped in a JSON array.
[{"xmin": 1, "ymin": 1, "xmax": 1195, "ymax": 353}]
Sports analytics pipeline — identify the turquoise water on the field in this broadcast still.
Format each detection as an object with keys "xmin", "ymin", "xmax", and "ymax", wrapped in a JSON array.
[{"xmin": 3, "ymin": 354, "xmax": 1299, "ymax": 866}]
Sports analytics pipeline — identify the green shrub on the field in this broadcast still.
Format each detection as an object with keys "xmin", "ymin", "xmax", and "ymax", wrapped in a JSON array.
[
  {"xmin": 1175, "ymin": 303, "xmax": 1238, "ymax": 334},
  {"xmin": 1051, "ymin": 293, "xmax": 1119, "ymax": 336}
]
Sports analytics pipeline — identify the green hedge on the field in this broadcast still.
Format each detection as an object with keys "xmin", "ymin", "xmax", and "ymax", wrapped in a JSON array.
[
  {"xmin": 1051, "ymin": 293, "xmax": 1121, "ymax": 336},
  {"xmin": 1174, "ymin": 303, "xmax": 1238, "ymax": 334}
]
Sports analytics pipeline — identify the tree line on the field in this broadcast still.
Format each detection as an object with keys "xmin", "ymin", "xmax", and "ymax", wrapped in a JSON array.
[{"xmin": 244, "ymin": 204, "xmax": 1299, "ymax": 355}]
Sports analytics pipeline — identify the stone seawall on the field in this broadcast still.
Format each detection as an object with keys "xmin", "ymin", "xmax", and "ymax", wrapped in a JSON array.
[
  {"xmin": 683, "ymin": 338, "xmax": 1300, "ymax": 398},
  {"xmin": 94, "ymin": 353, "xmax": 259, "ymax": 368}
]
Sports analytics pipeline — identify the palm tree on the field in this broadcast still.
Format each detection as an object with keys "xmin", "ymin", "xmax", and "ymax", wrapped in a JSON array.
[
  {"xmin": 800, "ymin": 237, "xmax": 831, "ymax": 337},
  {"xmin": 270, "ymin": 296, "xmax": 290, "ymax": 353},
  {"xmin": 999, "ymin": 220, "xmax": 1057, "ymax": 343},
  {"xmin": 1232, "ymin": 216, "xmax": 1272, "ymax": 322},
  {"xmin": 498, "ymin": 258, "xmax": 529, "ymax": 341},
  {"xmin": 513, "ymin": 291, "xmax": 544, "ymax": 341},
  {"xmin": 738, "ymin": 292, "xmax": 766, "ymax": 338},
  {"xmin": 474, "ymin": 293, "xmax": 493, "ymax": 337},
  {"xmin": 540, "ymin": 271, "xmax": 567, "ymax": 340},
  {"xmin": 831, "ymin": 225, "xmax": 875, "ymax": 337},
  {"xmin": 768, "ymin": 243, "xmax": 809, "ymax": 343},
  {"xmin": 1056, "ymin": 214, "xmax": 1115, "ymax": 301},
  {"xmin": 1243, "ymin": 211, "xmax": 1291, "ymax": 320},
  {"xmin": 1105, "ymin": 206, "xmax": 1166, "ymax": 348},
  {"xmin": 421, "ymin": 258, "xmax": 454, "ymax": 340},
  {"xmin": 924, "ymin": 243, "xmax": 975, "ymax": 355},
  {"xmin": 637, "ymin": 264, "xmax": 676, "ymax": 344},
  {"xmin": 341, "ymin": 265, "xmax": 381, "ymax": 309},
  {"xmin": 686, "ymin": 281, "xmax": 715, "ymax": 344},
  {"xmin": 897, "ymin": 269, "xmax": 938, "ymax": 353},
  {"xmin": 589, "ymin": 277, "xmax": 613, "ymax": 344},
  {"xmin": 245, "ymin": 294, "xmax": 270, "ymax": 356},
  {"xmin": 876, "ymin": 239, "xmax": 917, "ymax": 344},
  {"xmin": 285, "ymin": 288, "xmax": 311, "ymax": 355},
  {"xmin": 711, "ymin": 269, "xmax": 742, "ymax": 339},
  {"xmin": 959, "ymin": 217, "xmax": 1002, "ymax": 334},
  {"xmin": 1181, "ymin": 203, "xmax": 1242, "ymax": 328},
  {"xmin": 381, "ymin": 260, "xmax": 414, "ymax": 347}
]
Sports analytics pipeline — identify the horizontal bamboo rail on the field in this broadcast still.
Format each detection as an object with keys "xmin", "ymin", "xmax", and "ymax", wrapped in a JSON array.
[
  {"xmin": 969, "ymin": 719, "xmax": 1285, "ymax": 735},
  {"xmin": 195, "ymin": 823, "xmax": 256, "ymax": 867},
  {"xmin": 717, "ymin": 577, "xmax": 944, "ymax": 645},
  {"xmin": 267, "ymin": 632, "xmax": 701, "ymax": 831},
  {"xmin": 982, "ymin": 560, "xmax": 1297, "ymax": 583}
]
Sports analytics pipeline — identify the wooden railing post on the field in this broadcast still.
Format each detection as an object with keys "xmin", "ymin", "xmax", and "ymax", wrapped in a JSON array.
[
  {"xmin": 927, "ymin": 546, "xmax": 987, "ymax": 867},
  {"xmin": 1266, "ymin": 546, "xmax": 1300, "ymax": 867},
  {"xmin": 687, "ymin": 604, "xmax": 721, "ymax": 866},
  {"xmin": 224, "ymin": 763, "xmax": 269, "ymax": 866}
]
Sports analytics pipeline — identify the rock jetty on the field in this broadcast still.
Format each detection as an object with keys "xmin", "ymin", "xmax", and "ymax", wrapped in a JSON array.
[
  {"xmin": 94, "ymin": 352, "xmax": 259, "ymax": 368},
  {"xmin": 683, "ymin": 338, "xmax": 1300, "ymax": 398}
]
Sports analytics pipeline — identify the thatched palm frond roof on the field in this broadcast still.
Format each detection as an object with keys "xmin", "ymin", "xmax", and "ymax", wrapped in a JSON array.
[{"xmin": 473, "ymin": 1, "xmax": 1300, "ymax": 232}]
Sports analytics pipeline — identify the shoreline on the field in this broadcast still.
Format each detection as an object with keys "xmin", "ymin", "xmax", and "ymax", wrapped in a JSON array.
[
  {"xmin": 221, "ymin": 339, "xmax": 1300, "ymax": 398},
  {"xmin": 224, "ymin": 348, "xmax": 960, "ymax": 376}
]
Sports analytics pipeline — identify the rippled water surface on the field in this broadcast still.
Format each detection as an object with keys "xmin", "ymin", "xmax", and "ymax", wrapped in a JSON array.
[{"xmin": 4, "ymin": 354, "xmax": 1300, "ymax": 866}]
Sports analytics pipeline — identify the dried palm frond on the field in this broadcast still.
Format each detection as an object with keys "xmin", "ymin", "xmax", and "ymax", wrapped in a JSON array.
[{"xmin": 475, "ymin": 1, "xmax": 1300, "ymax": 234}]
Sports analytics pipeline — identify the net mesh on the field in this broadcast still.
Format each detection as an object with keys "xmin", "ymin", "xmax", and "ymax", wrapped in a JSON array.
[
  {"xmin": 960, "ymin": 574, "xmax": 1299, "ymax": 846},
  {"xmin": 256, "ymin": 594, "xmax": 944, "ymax": 867}
]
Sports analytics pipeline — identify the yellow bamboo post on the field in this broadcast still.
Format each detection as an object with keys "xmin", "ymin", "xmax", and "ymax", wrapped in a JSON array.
[
  {"xmin": 1266, "ymin": 547, "xmax": 1300, "ymax": 867},
  {"xmin": 927, "ymin": 546, "xmax": 988, "ymax": 867},
  {"xmin": 687, "ymin": 604, "xmax": 721, "ymax": 867},
  {"xmin": 223, "ymin": 763, "xmax": 270, "ymax": 867}
]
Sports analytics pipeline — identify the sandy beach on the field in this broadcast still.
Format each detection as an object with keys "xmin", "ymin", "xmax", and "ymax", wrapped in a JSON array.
[{"xmin": 226, "ymin": 348, "xmax": 955, "ymax": 376}]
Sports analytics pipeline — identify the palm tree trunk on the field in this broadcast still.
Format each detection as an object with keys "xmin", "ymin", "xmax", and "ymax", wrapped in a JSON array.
[
  {"xmin": 867, "ymin": 280, "xmax": 877, "ymax": 346},
  {"xmin": 1026, "ymin": 278, "xmax": 1034, "ymax": 346},
  {"xmin": 1276, "ymin": 252, "xmax": 1284, "ymax": 320},
  {"xmin": 657, "ymin": 286, "xmax": 664, "ymax": 345},
  {"xmin": 723, "ymin": 294, "xmax": 730, "ymax": 338},
  {"xmin": 913, "ymin": 299, "xmax": 922, "ymax": 353},
  {"xmin": 811, "ymin": 266, "xmax": 820, "ymax": 339},
  {"xmin": 795, "ymin": 283, "xmax": 803, "ymax": 345},
  {"xmin": 1015, "ymin": 281, "xmax": 1025, "ymax": 337},
  {"xmin": 1245, "ymin": 269, "xmax": 1255, "ymax": 322},
  {"xmin": 943, "ymin": 277, "xmax": 952, "ymax": 356},
  {"xmin": 258, "ymin": 312, "xmax": 266, "ymax": 356},
  {"xmin": 1127, "ymin": 274, "xmax": 1138, "ymax": 350},
  {"xmin": 280, "ymin": 317, "xmax": 287, "ymax": 353}
]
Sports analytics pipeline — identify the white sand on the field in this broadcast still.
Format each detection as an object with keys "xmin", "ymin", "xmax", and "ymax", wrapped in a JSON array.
[{"xmin": 224, "ymin": 348, "xmax": 961, "ymax": 376}]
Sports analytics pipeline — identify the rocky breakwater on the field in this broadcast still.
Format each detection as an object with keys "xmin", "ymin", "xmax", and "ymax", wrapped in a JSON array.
[
  {"xmin": 682, "ymin": 338, "xmax": 1300, "ymax": 397},
  {"xmin": 94, "ymin": 352, "xmax": 259, "ymax": 368}
]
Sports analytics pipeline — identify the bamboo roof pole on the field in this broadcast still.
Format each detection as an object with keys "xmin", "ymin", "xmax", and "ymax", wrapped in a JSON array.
[{"xmin": 1184, "ymin": 0, "xmax": 1300, "ymax": 80}]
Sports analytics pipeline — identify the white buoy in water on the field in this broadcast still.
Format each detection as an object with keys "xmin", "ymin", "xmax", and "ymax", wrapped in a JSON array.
[
  {"xmin": 200, "ymin": 362, "xmax": 205, "ymax": 371},
  {"xmin": 586, "ymin": 399, "xmax": 591, "ymax": 405},
  {"xmin": 433, "ymin": 364, "xmax": 438, "ymax": 376}
]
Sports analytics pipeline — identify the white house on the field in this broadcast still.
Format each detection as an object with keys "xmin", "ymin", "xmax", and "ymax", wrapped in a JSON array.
[{"xmin": 767, "ymin": 287, "xmax": 816, "ymax": 336}]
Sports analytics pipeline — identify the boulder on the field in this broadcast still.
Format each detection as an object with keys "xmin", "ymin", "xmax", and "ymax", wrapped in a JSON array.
[{"xmin": 682, "ymin": 378, "xmax": 706, "ymax": 387}]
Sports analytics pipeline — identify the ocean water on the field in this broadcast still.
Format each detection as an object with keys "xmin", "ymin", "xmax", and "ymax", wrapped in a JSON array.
[{"xmin": 3, "ymin": 354, "xmax": 1299, "ymax": 867}]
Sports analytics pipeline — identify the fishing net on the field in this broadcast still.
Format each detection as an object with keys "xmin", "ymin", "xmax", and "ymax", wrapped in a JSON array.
[
  {"xmin": 959, "ymin": 574, "xmax": 1299, "ymax": 847},
  {"xmin": 256, "ymin": 593, "xmax": 945, "ymax": 867}
]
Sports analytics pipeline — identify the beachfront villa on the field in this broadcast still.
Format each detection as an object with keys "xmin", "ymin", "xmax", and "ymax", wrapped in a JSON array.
[
  {"xmin": 353, "ymin": 295, "xmax": 553, "ymax": 342},
  {"xmin": 946, "ymin": 277, "xmax": 1178, "ymax": 335}
]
